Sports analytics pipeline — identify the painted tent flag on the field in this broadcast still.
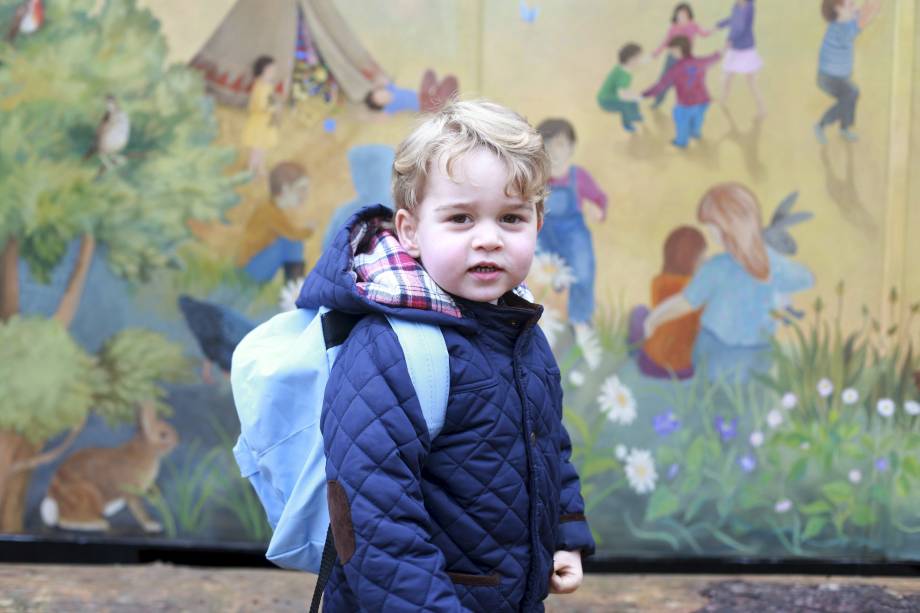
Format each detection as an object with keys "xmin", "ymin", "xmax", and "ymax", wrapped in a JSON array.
[{"xmin": 0, "ymin": 0, "xmax": 918, "ymax": 563}]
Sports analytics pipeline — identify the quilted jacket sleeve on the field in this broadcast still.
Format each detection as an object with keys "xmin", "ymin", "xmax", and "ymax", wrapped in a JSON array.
[
  {"xmin": 557, "ymin": 422, "xmax": 597, "ymax": 556},
  {"xmin": 321, "ymin": 319, "xmax": 464, "ymax": 611},
  {"xmin": 552, "ymin": 370, "xmax": 597, "ymax": 557}
]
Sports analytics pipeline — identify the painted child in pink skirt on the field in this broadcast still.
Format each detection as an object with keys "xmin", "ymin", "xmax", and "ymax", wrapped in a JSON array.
[{"xmin": 717, "ymin": 0, "xmax": 766, "ymax": 117}]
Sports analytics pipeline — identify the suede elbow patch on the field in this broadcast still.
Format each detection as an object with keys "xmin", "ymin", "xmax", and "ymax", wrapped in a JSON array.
[{"xmin": 327, "ymin": 480, "xmax": 356, "ymax": 564}]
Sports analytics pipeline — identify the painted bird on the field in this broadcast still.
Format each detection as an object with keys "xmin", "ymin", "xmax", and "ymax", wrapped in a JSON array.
[
  {"xmin": 6, "ymin": 0, "xmax": 44, "ymax": 43},
  {"xmin": 84, "ymin": 95, "xmax": 131, "ymax": 172},
  {"xmin": 177, "ymin": 295, "xmax": 255, "ymax": 384}
]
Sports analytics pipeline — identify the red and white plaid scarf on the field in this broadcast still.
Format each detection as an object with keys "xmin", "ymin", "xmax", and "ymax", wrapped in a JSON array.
[{"xmin": 350, "ymin": 219, "xmax": 533, "ymax": 318}]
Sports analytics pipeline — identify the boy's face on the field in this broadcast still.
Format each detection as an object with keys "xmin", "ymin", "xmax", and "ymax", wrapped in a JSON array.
[
  {"xmin": 624, "ymin": 53, "xmax": 643, "ymax": 70},
  {"xmin": 395, "ymin": 147, "xmax": 542, "ymax": 304}
]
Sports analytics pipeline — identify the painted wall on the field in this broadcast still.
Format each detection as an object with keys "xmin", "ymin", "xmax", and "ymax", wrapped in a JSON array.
[{"xmin": 1, "ymin": 0, "xmax": 918, "ymax": 562}]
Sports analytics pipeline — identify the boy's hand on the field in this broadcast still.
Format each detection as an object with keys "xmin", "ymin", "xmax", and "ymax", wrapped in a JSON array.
[{"xmin": 549, "ymin": 549, "xmax": 583, "ymax": 594}]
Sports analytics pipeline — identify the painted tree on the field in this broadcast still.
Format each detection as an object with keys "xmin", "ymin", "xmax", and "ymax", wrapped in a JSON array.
[{"xmin": 0, "ymin": 0, "xmax": 241, "ymax": 531}]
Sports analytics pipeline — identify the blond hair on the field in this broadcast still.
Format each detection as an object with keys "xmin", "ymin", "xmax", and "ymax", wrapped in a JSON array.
[
  {"xmin": 698, "ymin": 183, "xmax": 770, "ymax": 281},
  {"xmin": 392, "ymin": 99, "xmax": 550, "ymax": 215}
]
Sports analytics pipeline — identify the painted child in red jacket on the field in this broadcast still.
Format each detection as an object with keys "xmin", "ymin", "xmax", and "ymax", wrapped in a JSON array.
[{"xmin": 642, "ymin": 36, "xmax": 721, "ymax": 149}]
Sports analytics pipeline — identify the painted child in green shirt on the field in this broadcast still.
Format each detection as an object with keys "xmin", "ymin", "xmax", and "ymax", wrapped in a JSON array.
[{"xmin": 597, "ymin": 43, "xmax": 644, "ymax": 133}]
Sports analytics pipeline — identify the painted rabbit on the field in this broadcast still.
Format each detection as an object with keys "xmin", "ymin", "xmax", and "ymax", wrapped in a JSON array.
[
  {"xmin": 763, "ymin": 191, "xmax": 813, "ymax": 323},
  {"xmin": 40, "ymin": 402, "xmax": 178, "ymax": 533},
  {"xmin": 762, "ymin": 191, "xmax": 813, "ymax": 256}
]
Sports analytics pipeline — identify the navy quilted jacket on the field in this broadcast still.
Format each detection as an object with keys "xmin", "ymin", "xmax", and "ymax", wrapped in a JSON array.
[{"xmin": 297, "ymin": 206, "xmax": 595, "ymax": 612}]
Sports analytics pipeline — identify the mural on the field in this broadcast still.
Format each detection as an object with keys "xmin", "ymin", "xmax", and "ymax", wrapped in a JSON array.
[{"xmin": 1, "ymin": 0, "xmax": 919, "ymax": 564}]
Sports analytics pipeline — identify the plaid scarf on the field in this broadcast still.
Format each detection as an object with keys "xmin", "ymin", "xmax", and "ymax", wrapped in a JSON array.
[{"xmin": 350, "ymin": 219, "xmax": 534, "ymax": 318}]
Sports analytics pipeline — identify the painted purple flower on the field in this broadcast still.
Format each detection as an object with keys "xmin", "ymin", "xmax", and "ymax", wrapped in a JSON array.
[
  {"xmin": 875, "ymin": 457, "xmax": 890, "ymax": 472},
  {"xmin": 667, "ymin": 463, "xmax": 680, "ymax": 480},
  {"xmin": 653, "ymin": 411, "xmax": 681, "ymax": 436},
  {"xmin": 714, "ymin": 416, "xmax": 738, "ymax": 442},
  {"xmin": 738, "ymin": 454, "xmax": 757, "ymax": 473}
]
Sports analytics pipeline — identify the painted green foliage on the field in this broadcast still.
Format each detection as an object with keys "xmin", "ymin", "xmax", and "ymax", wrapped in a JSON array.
[
  {"xmin": 563, "ymin": 286, "xmax": 920, "ymax": 558},
  {"xmin": 0, "ymin": 0, "xmax": 242, "ymax": 532}
]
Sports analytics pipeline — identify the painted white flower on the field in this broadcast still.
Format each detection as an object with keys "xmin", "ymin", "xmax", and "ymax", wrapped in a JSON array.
[
  {"xmin": 848, "ymin": 469, "xmax": 862, "ymax": 484},
  {"xmin": 877, "ymin": 398, "xmax": 896, "ymax": 418},
  {"xmin": 817, "ymin": 378, "xmax": 834, "ymax": 398},
  {"xmin": 749, "ymin": 431, "xmax": 764, "ymax": 447},
  {"xmin": 574, "ymin": 323, "xmax": 602, "ymax": 371},
  {"xmin": 905, "ymin": 401, "xmax": 920, "ymax": 416},
  {"xmin": 766, "ymin": 409, "xmax": 783, "ymax": 429},
  {"xmin": 278, "ymin": 277, "xmax": 306, "ymax": 312},
  {"xmin": 781, "ymin": 392, "xmax": 798, "ymax": 410},
  {"xmin": 775, "ymin": 499, "xmax": 793, "ymax": 513},
  {"xmin": 800, "ymin": 442, "xmax": 811, "ymax": 451},
  {"xmin": 615, "ymin": 444, "xmax": 628, "ymax": 460},
  {"xmin": 539, "ymin": 306, "xmax": 565, "ymax": 348},
  {"xmin": 841, "ymin": 388, "xmax": 859, "ymax": 405},
  {"xmin": 625, "ymin": 449, "xmax": 658, "ymax": 495},
  {"xmin": 568, "ymin": 369, "xmax": 585, "ymax": 387},
  {"xmin": 598, "ymin": 375, "xmax": 637, "ymax": 425},
  {"xmin": 529, "ymin": 251, "xmax": 576, "ymax": 292}
]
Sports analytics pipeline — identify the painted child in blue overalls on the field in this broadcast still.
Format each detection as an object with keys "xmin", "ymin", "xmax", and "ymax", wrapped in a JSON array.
[{"xmin": 536, "ymin": 119, "xmax": 608, "ymax": 332}]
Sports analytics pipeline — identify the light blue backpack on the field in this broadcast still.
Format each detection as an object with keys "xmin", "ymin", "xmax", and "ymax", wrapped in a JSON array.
[{"xmin": 229, "ymin": 306, "xmax": 449, "ymax": 576}]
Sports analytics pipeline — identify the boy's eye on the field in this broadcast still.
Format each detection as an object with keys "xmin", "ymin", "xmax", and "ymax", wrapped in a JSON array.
[
  {"xmin": 448, "ymin": 214, "xmax": 472, "ymax": 224},
  {"xmin": 502, "ymin": 214, "xmax": 524, "ymax": 224}
]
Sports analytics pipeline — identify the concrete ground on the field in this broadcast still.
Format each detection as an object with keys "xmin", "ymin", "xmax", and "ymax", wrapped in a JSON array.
[{"xmin": 2, "ymin": 564, "xmax": 920, "ymax": 612}]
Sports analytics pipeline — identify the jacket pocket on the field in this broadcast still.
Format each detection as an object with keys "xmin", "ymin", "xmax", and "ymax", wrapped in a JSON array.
[
  {"xmin": 449, "ymin": 378, "xmax": 500, "ymax": 394},
  {"xmin": 447, "ymin": 571, "xmax": 501, "ymax": 587}
]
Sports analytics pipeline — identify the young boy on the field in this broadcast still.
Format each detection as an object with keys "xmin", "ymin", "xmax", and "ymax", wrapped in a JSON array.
[
  {"xmin": 597, "ymin": 43, "xmax": 644, "ymax": 132},
  {"xmin": 642, "ymin": 36, "xmax": 721, "ymax": 149},
  {"xmin": 296, "ymin": 100, "xmax": 594, "ymax": 611}
]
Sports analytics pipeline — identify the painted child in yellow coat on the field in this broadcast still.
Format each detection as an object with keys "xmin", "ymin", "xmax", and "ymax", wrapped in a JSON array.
[{"xmin": 243, "ymin": 55, "xmax": 280, "ymax": 177}]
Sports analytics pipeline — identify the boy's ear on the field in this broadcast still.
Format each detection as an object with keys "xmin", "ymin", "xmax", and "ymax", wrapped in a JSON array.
[{"xmin": 394, "ymin": 208, "xmax": 422, "ymax": 258}]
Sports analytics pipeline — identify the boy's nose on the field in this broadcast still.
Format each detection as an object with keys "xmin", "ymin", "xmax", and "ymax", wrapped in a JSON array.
[{"xmin": 472, "ymin": 226, "xmax": 503, "ymax": 250}]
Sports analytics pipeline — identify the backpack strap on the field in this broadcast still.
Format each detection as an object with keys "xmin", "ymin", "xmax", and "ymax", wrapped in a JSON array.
[
  {"xmin": 309, "ymin": 313, "xmax": 449, "ymax": 611},
  {"xmin": 385, "ymin": 315, "xmax": 449, "ymax": 439},
  {"xmin": 309, "ymin": 526, "xmax": 336, "ymax": 613}
]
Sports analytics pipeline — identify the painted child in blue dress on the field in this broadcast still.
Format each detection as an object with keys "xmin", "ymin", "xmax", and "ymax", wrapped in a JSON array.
[
  {"xmin": 535, "ymin": 119, "xmax": 608, "ymax": 337},
  {"xmin": 643, "ymin": 183, "xmax": 814, "ymax": 383}
]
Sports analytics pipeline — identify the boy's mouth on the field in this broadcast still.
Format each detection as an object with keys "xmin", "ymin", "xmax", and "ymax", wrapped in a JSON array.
[{"xmin": 469, "ymin": 263, "xmax": 502, "ymax": 274}]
